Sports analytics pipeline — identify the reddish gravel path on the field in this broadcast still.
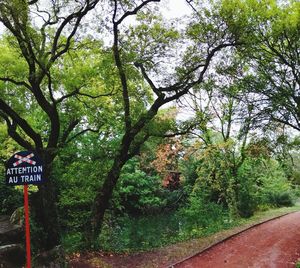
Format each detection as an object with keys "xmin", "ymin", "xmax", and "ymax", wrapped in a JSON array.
[{"xmin": 173, "ymin": 211, "xmax": 300, "ymax": 268}]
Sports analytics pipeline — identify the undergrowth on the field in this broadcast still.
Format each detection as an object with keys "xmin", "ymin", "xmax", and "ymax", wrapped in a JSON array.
[{"xmin": 62, "ymin": 204, "xmax": 300, "ymax": 253}]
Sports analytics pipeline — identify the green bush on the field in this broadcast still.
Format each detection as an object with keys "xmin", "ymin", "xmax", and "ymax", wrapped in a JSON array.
[
  {"xmin": 236, "ymin": 159, "xmax": 260, "ymax": 217},
  {"xmin": 183, "ymin": 191, "xmax": 226, "ymax": 228},
  {"xmin": 98, "ymin": 211, "xmax": 182, "ymax": 251},
  {"xmin": 237, "ymin": 158, "xmax": 295, "ymax": 215},
  {"xmin": 267, "ymin": 192, "xmax": 294, "ymax": 207},
  {"xmin": 113, "ymin": 159, "xmax": 165, "ymax": 214},
  {"xmin": 62, "ymin": 232, "xmax": 86, "ymax": 253},
  {"xmin": 237, "ymin": 185, "xmax": 257, "ymax": 218},
  {"xmin": 257, "ymin": 160, "xmax": 295, "ymax": 207}
]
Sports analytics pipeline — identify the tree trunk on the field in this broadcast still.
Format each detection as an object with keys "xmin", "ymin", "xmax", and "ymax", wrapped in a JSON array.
[
  {"xmin": 31, "ymin": 163, "xmax": 60, "ymax": 250},
  {"xmin": 87, "ymin": 157, "xmax": 125, "ymax": 246}
]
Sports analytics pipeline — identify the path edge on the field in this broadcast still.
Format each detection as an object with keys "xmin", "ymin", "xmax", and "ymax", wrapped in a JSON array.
[{"xmin": 167, "ymin": 211, "xmax": 299, "ymax": 268}]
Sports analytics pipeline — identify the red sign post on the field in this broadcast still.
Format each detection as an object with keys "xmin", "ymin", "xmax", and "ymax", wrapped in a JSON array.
[{"xmin": 24, "ymin": 185, "xmax": 31, "ymax": 268}]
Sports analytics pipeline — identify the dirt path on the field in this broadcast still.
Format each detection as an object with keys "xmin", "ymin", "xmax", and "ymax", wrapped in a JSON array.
[{"xmin": 173, "ymin": 211, "xmax": 300, "ymax": 268}]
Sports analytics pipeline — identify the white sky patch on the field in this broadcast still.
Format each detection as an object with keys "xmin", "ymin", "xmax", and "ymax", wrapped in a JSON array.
[{"xmin": 162, "ymin": 0, "xmax": 192, "ymax": 18}]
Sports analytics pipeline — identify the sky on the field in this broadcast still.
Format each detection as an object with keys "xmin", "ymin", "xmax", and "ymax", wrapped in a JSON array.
[{"xmin": 162, "ymin": 0, "xmax": 192, "ymax": 18}]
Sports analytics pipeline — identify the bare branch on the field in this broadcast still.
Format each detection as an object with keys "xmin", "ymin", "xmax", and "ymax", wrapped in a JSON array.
[
  {"xmin": 271, "ymin": 115, "xmax": 300, "ymax": 132},
  {"xmin": 50, "ymin": 0, "xmax": 99, "ymax": 63},
  {"xmin": 60, "ymin": 119, "xmax": 80, "ymax": 145},
  {"xmin": 46, "ymin": 71, "xmax": 56, "ymax": 103},
  {"xmin": 56, "ymin": 88, "xmax": 80, "ymax": 104},
  {"xmin": 0, "ymin": 98, "xmax": 43, "ymax": 148},
  {"xmin": 56, "ymin": 87, "xmax": 115, "ymax": 104},
  {"xmin": 185, "ymin": 0, "xmax": 200, "ymax": 16},
  {"xmin": 28, "ymin": 0, "xmax": 38, "ymax": 4},
  {"xmin": 0, "ymin": 111, "xmax": 35, "ymax": 150},
  {"xmin": 65, "ymin": 127, "xmax": 100, "ymax": 144},
  {"xmin": 116, "ymin": 0, "xmax": 160, "ymax": 25},
  {"xmin": 77, "ymin": 90, "xmax": 116, "ymax": 99},
  {"xmin": 0, "ymin": 77, "xmax": 31, "ymax": 90},
  {"xmin": 113, "ymin": 17, "xmax": 131, "ymax": 131},
  {"xmin": 134, "ymin": 62, "xmax": 161, "ymax": 97},
  {"xmin": 154, "ymin": 123, "xmax": 197, "ymax": 138}
]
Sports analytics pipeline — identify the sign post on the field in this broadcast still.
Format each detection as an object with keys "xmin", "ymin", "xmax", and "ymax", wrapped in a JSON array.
[
  {"xmin": 24, "ymin": 184, "xmax": 31, "ymax": 268},
  {"xmin": 5, "ymin": 151, "xmax": 45, "ymax": 268}
]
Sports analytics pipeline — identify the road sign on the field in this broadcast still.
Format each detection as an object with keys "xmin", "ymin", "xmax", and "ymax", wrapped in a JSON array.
[
  {"xmin": 4, "ymin": 151, "xmax": 44, "ymax": 268},
  {"xmin": 5, "ymin": 151, "xmax": 44, "ymax": 185}
]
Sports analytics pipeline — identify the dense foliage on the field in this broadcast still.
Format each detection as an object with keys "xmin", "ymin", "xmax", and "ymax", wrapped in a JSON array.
[{"xmin": 0, "ymin": 0, "xmax": 299, "ymax": 257}]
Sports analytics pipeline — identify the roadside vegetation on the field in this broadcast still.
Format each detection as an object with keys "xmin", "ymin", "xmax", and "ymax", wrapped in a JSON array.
[
  {"xmin": 0, "ymin": 0, "xmax": 299, "ymax": 264},
  {"xmin": 1, "ymin": 132, "xmax": 300, "ymax": 254}
]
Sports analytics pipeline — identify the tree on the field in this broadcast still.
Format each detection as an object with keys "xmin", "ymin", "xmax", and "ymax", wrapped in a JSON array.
[
  {"xmin": 0, "ymin": 0, "xmax": 99, "ymax": 249},
  {"xmin": 178, "ymin": 0, "xmax": 300, "ymax": 218},
  {"xmin": 175, "ymin": 48, "xmax": 263, "ymax": 217},
  {"xmin": 221, "ymin": 0, "xmax": 300, "ymax": 131},
  {"xmin": 88, "ymin": 0, "xmax": 240, "ymax": 243}
]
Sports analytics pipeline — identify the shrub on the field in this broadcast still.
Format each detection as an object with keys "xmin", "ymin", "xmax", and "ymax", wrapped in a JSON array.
[
  {"xmin": 267, "ymin": 192, "xmax": 294, "ymax": 207},
  {"xmin": 257, "ymin": 160, "xmax": 294, "ymax": 207},
  {"xmin": 237, "ymin": 158, "xmax": 295, "ymax": 214},
  {"xmin": 236, "ymin": 160, "xmax": 260, "ymax": 218},
  {"xmin": 98, "ymin": 211, "xmax": 182, "ymax": 251},
  {"xmin": 183, "ymin": 192, "xmax": 226, "ymax": 227},
  {"xmin": 237, "ymin": 186, "xmax": 257, "ymax": 218}
]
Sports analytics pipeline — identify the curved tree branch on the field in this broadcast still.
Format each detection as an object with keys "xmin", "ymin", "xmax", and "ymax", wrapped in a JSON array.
[
  {"xmin": 0, "ymin": 77, "xmax": 31, "ymax": 89},
  {"xmin": 0, "ymin": 111, "xmax": 35, "ymax": 150}
]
